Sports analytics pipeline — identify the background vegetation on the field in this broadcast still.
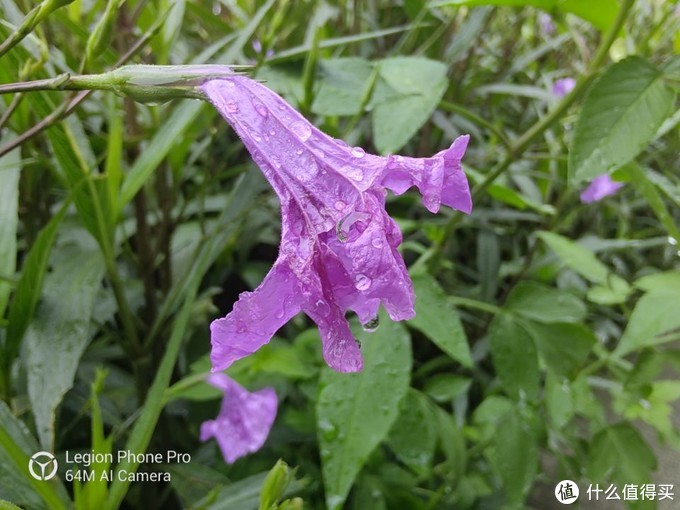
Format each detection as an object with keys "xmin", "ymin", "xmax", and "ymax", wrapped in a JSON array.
[{"xmin": 0, "ymin": 0, "xmax": 679, "ymax": 509}]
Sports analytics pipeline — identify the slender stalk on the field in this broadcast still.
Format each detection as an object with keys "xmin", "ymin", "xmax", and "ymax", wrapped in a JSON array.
[{"xmin": 0, "ymin": 16, "xmax": 164, "ymax": 158}]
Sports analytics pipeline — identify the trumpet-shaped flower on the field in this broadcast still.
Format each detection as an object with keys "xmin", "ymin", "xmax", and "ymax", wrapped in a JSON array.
[
  {"xmin": 580, "ymin": 174, "xmax": 624, "ymax": 203},
  {"xmin": 200, "ymin": 373, "xmax": 277, "ymax": 464},
  {"xmin": 201, "ymin": 73, "xmax": 471, "ymax": 374}
]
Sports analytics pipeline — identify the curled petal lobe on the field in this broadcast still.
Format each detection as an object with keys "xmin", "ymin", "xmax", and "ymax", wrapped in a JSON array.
[
  {"xmin": 200, "ymin": 373, "xmax": 277, "ymax": 464},
  {"xmin": 201, "ymin": 72, "xmax": 471, "ymax": 374}
]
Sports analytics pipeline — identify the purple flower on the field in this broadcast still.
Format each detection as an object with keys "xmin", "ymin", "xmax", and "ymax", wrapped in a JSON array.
[
  {"xmin": 538, "ymin": 13, "xmax": 555, "ymax": 36},
  {"xmin": 200, "ymin": 74, "xmax": 471, "ymax": 374},
  {"xmin": 580, "ymin": 174, "xmax": 624, "ymax": 203},
  {"xmin": 552, "ymin": 77, "xmax": 576, "ymax": 98},
  {"xmin": 200, "ymin": 373, "xmax": 277, "ymax": 464}
]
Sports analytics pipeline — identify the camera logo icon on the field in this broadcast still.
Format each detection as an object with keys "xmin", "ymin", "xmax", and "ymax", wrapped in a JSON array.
[{"xmin": 28, "ymin": 451, "xmax": 58, "ymax": 481}]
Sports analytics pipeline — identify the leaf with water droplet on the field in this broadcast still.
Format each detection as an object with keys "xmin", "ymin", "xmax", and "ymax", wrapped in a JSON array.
[{"xmin": 317, "ymin": 315, "xmax": 411, "ymax": 510}]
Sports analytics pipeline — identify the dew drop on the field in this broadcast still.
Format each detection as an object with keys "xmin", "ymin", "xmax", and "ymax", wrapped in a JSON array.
[
  {"xmin": 341, "ymin": 164, "xmax": 364, "ymax": 182},
  {"xmin": 271, "ymin": 155, "xmax": 281, "ymax": 168},
  {"xmin": 334, "ymin": 200, "xmax": 346, "ymax": 211},
  {"xmin": 254, "ymin": 101, "xmax": 268, "ymax": 117},
  {"xmin": 251, "ymin": 130, "xmax": 262, "ymax": 142},
  {"xmin": 371, "ymin": 237, "xmax": 383, "ymax": 249},
  {"xmin": 225, "ymin": 100, "xmax": 238, "ymax": 113},
  {"xmin": 269, "ymin": 129, "xmax": 276, "ymax": 136},
  {"xmin": 275, "ymin": 309, "xmax": 284, "ymax": 319},
  {"xmin": 290, "ymin": 120, "xmax": 312, "ymax": 141},
  {"xmin": 355, "ymin": 274, "xmax": 372, "ymax": 291},
  {"xmin": 315, "ymin": 299, "xmax": 330, "ymax": 317},
  {"xmin": 351, "ymin": 146, "xmax": 366, "ymax": 158},
  {"xmin": 362, "ymin": 315, "xmax": 379, "ymax": 332}
]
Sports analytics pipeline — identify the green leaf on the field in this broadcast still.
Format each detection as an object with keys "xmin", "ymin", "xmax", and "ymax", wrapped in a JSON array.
[
  {"xmin": 615, "ymin": 288, "xmax": 680, "ymax": 356},
  {"xmin": 25, "ymin": 246, "xmax": 105, "ymax": 450},
  {"xmin": 431, "ymin": 0, "xmax": 617, "ymax": 31},
  {"xmin": 505, "ymin": 281, "xmax": 586, "ymax": 323},
  {"xmin": 318, "ymin": 315, "xmax": 411, "ymax": 510},
  {"xmin": 589, "ymin": 423, "xmax": 656, "ymax": 485},
  {"xmin": 372, "ymin": 57, "xmax": 448, "ymax": 153},
  {"xmin": 312, "ymin": 58, "xmax": 374, "ymax": 116},
  {"xmin": 524, "ymin": 322, "xmax": 596, "ymax": 379},
  {"xmin": 3, "ymin": 203, "xmax": 68, "ymax": 375},
  {"xmin": 634, "ymin": 271, "xmax": 680, "ymax": 293},
  {"xmin": 386, "ymin": 389, "xmax": 437, "ymax": 476},
  {"xmin": 569, "ymin": 57, "xmax": 676, "ymax": 182},
  {"xmin": 489, "ymin": 315, "xmax": 539, "ymax": 402},
  {"xmin": 409, "ymin": 273, "xmax": 472, "ymax": 368},
  {"xmin": 0, "ymin": 142, "xmax": 20, "ymax": 317},
  {"xmin": 538, "ymin": 231, "xmax": 608, "ymax": 283},
  {"xmin": 0, "ymin": 403, "xmax": 70, "ymax": 510},
  {"xmin": 545, "ymin": 373, "xmax": 574, "ymax": 428},
  {"xmin": 423, "ymin": 374, "xmax": 471, "ymax": 402},
  {"xmin": 492, "ymin": 407, "xmax": 539, "ymax": 507}
]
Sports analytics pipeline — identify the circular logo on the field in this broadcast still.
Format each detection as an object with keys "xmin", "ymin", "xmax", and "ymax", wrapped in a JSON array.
[
  {"xmin": 28, "ymin": 451, "xmax": 58, "ymax": 481},
  {"xmin": 554, "ymin": 480, "xmax": 579, "ymax": 504}
]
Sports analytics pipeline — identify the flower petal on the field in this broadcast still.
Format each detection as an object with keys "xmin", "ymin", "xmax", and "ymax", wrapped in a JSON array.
[
  {"xmin": 580, "ymin": 174, "xmax": 624, "ymax": 203},
  {"xmin": 200, "ymin": 373, "xmax": 277, "ymax": 464},
  {"xmin": 380, "ymin": 135, "xmax": 472, "ymax": 214},
  {"xmin": 210, "ymin": 263, "xmax": 302, "ymax": 372}
]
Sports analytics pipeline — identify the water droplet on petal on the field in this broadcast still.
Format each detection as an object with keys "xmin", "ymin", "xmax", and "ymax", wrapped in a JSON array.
[
  {"xmin": 271, "ymin": 155, "xmax": 281, "ymax": 168},
  {"xmin": 355, "ymin": 274, "xmax": 372, "ymax": 291},
  {"xmin": 251, "ymin": 130, "xmax": 261, "ymax": 142},
  {"xmin": 334, "ymin": 200, "xmax": 346, "ymax": 211},
  {"xmin": 315, "ymin": 299, "xmax": 330, "ymax": 317},
  {"xmin": 290, "ymin": 120, "xmax": 312, "ymax": 141},
  {"xmin": 336, "ymin": 210, "xmax": 370, "ymax": 243},
  {"xmin": 254, "ymin": 101, "xmax": 268, "ymax": 117},
  {"xmin": 351, "ymin": 146, "xmax": 365, "ymax": 158},
  {"xmin": 371, "ymin": 237, "xmax": 383, "ymax": 248},
  {"xmin": 362, "ymin": 315, "xmax": 379, "ymax": 332},
  {"xmin": 296, "ymin": 148, "xmax": 303, "ymax": 155},
  {"xmin": 225, "ymin": 100, "xmax": 238, "ymax": 113},
  {"xmin": 269, "ymin": 129, "xmax": 276, "ymax": 136},
  {"xmin": 275, "ymin": 309, "xmax": 284, "ymax": 319},
  {"xmin": 341, "ymin": 164, "xmax": 364, "ymax": 182}
]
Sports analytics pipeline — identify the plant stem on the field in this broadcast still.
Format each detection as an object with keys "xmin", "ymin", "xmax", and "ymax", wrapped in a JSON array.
[{"xmin": 0, "ymin": 16, "xmax": 164, "ymax": 158}]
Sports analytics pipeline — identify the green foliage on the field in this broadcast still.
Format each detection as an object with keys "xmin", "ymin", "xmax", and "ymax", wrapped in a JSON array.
[{"xmin": 1, "ymin": 0, "xmax": 679, "ymax": 509}]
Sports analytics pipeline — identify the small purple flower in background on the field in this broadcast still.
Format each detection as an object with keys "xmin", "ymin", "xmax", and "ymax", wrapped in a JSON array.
[
  {"xmin": 552, "ymin": 77, "xmax": 576, "ymax": 98},
  {"xmin": 200, "ymin": 373, "xmax": 277, "ymax": 464},
  {"xmin": 580, "ymin": 174, "xmax": 624, "ymax": 203},
  {"xmin": 201, "ymin": 72, "xmax": 471, "ymax": 374},
  {"xmin": 538, "ymin": 13, "xmax": 555, "ymax": 36}
]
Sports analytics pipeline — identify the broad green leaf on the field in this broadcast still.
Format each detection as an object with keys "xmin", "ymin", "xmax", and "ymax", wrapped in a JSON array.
[
  {"xmin": 634, "ymin": 271, "xmax": 680, "ymax": 293},
  {"xmin": 545, "ymin": 373, "xmax": 574, "ymax": 428},
  {"xmin": 589, "ymin": 423, "xmax": 656, "ymax": 486},
  {"xmin": 318, "ymin": 315, "xmax": 411, "ymax": 510},
  {"xmin": 25, "ymin": 246, "xmax": 105, "ymax": 450},
  {"xmin": 3, "ymin": 204, "xmax": 68, "ymax": 375},
  {"xmin": 423, "ymin": 374, "xmax": 471, "ymax": 402},
  {"xmin": 569, "ymin": 57, "xmax": 676, "ymax": 182},
  {"xmin": 523, "ymin": 322, "xmax": 596, "ymax": 379},
  {"xmin": 431, "ymin": 0, "xmax": 617, "ymax": 31},
  {"xmin": 489, "ymin": 315, "xmax": 539, "ymax": 402},
  {"xmin": 538, "ymin": 231, "xmax": 608, "ymax": 283},
  {"xmin": 492, "ymin": 407, "xmax": 539, "ymax": 507},
  {"xmin": 0, "ymin": 143, "xmax": 20, "ymax": 317},
  {"xmin": 386, "ymin": 389, "xmax": 437, "ymax": 476},
  {"xmin": 505, "ymin": 281, "xmax": 586, "ymax": 323},
  {"xmin": 372, "ymin": 57, "xmax": 448, "ymax": 153},
  {"xmin": 0, "ymin": 403, "xmax": 70, "ymax": 510},
  {"xmin": 312, "ymin": 58, "xmax": 374, "ymax": 116},
  {"xmin": 615, "ymin": 288, "xmax": 680, "ymax": 356},
  {"xmin": 409, "ymin": 273, "xmax": 472, "ymax": 368}
]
